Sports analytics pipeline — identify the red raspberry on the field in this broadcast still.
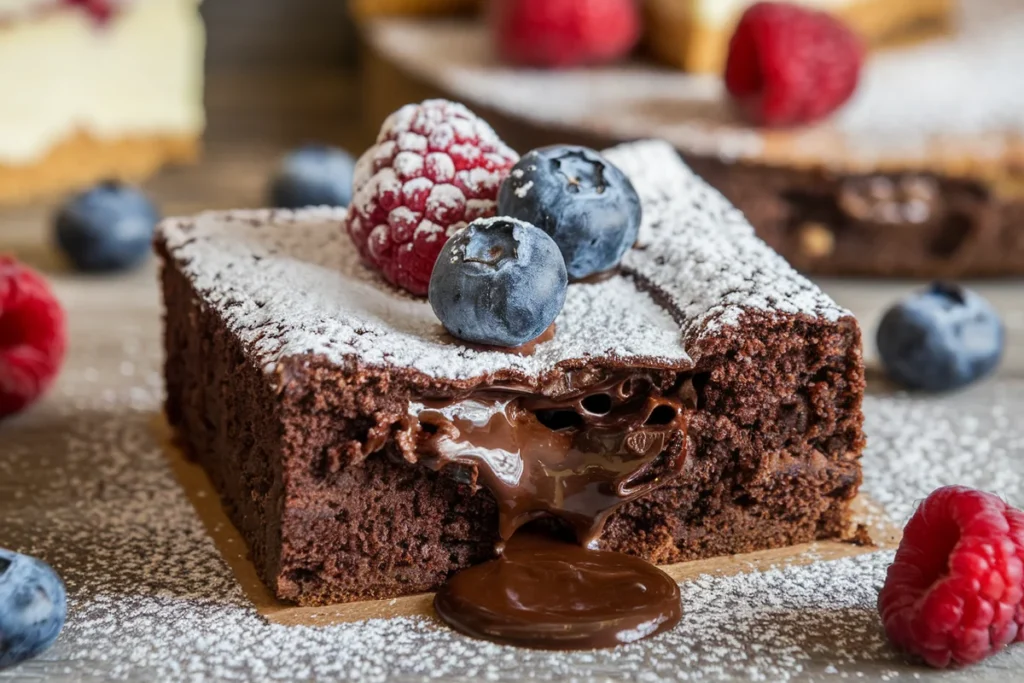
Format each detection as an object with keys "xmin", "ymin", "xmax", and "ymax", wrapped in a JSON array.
[
  {"xmin": 64, "ymin": 0, "xmax": 114, "ymax": 22},
  {"xmin": 0, "ymin": 257, "xmax": 67, "ymax": 419},
  {"xmin": 1006, "ymin": 508, "xmax": 1024, "ymax": 643},
  {"xmin": 491, "ymin": 0, "xmax": 640, "ymax": 68},
  {"xmin": 879, "ymin": 486, "xmax": 1024, "ymax": 668},
  {"xmin": 724, "ymin": 2, "xmax": 864, "ymax": 127},
  {"xmin": 345, "ymin": 100, "xmax": 519, "ymax": 295}
]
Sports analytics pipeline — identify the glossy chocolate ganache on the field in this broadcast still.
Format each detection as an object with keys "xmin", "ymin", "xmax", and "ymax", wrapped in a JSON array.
[{"xmin": 402, "ymin": 371, "xmax": 695, "ymax": 649}]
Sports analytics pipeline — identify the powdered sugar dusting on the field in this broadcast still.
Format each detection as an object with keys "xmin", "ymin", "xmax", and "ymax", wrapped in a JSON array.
[
  {"xmin": 6, "ymin": 333, "xmax": 1024, "ymax": 680},
  {"xmin": 344, "ymin": 99, "xmax": 519, "ymax": 295},
  {"xmin": 605, "ymin": 140, "xmax": 848, "ymax": 341},
  {"xmin": 7, "ymin": 218, "xmax": 1024, "ymax": 680},
  {"xmin": 159, "ymin": 206, "xmax": 690, "ymax": 382},
  {"xmin": 159, "ymin": 141, "xmax": 846, "ymax": 383}
]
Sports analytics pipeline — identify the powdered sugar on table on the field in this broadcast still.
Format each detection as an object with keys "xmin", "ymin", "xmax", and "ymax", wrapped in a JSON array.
[
  {"xmin": 5, "ymin": 347, "xmax": 1024, "ymax": 680},
  {"xmin": 5, "ymin": 146, "xmax": 1023, "ymax": 681}
]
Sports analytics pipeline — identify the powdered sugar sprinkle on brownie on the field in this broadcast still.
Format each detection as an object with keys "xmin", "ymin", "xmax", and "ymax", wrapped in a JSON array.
[
  {"xmin": 159, "ymin": 141, "xmax": 847, "ymax": 383},
  {"xmin": 605, "ymin": 140, "xmax": 848, "ymax": 340},
  {"xmin": 159, "ymin": 207, "xmax": 690, "ymax": 382}
]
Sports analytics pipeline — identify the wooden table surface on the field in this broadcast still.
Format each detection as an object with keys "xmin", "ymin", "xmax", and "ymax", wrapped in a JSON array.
[{"xmin": 2, "ymin": 7, "xmax": 1024, "ymax": 682}]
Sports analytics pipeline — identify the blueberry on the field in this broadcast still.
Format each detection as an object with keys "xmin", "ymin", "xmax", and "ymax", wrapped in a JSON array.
[
  {"xmin": 876, "ymin": 282, "xmax": 1005, "ymax": 392},
  {"xmin": 268, "ymin": 145, "xmax": 355, "ymax": 209},
  {"xmin": 498, "ymin": 145, "xmax": 641, "ymax": 280},
  {"xmin": 0, "ymin": 549, "xmax": 66, "ymax": 670},
  {"xmin": 54, "ymin": 181, "xmax": 159, "ymax": 273},
  {"xmin": 429, "ymin": 217, "xmax": 568, "ymax": 347}
]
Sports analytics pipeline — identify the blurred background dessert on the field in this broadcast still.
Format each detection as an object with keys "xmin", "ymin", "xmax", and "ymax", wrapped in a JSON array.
[
  {"xmin": 358, "ymin": 0, "xmax": 1024, "ymax": 278},
  {"xmin": 1, "ymin": 0, "xmax": 1021, "ymax": 280},
  {"xmin": 645, "ymin": 0, "xmax": 954, "ymax": 72},
  {"xmin": 0, "ymin": 0, "xmax": 205, "ymax": 204}
]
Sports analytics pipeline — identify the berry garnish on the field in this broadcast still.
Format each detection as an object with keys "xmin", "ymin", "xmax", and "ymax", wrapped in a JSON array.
[
  {"xmin": 268, "ymin": 145, "xmax": 355, "ymax": 209},
  {"xmin": 64, "ymin": 0, "xmax": 113, "ymax": 23},
  {"xmin": 0, "ymin": 548, "xmax": 67, "ymax": 669},
  {"xmin": 491, "ymin": 0, "xmax": 641, "ymax": 68},
  {"xmin": 345, "ymin": 99, "xmax": 519, "ymax": 296},
  {"xmin": 429, "ymin": 217, "xmax": 567, "ymax": 347},
  {"xmin": 498, "ymin": 145, "xmax": 641, "ymax": 280},
  {"xmin": 879, "ymin": 486, "xmax": 1024, "ymax": 668},
  {"xmin": 876, "ymin": 282, "xmax": 1004, "ymax": 392},
  {"xmin": 724, "ymin": 2, "xmax": 864, "ymax": 127},
  {"xmin": 54, "ymin": 181, "xmax": 160, "ymax": 273},
  {"xmin": 0, "ymin": 257, "xmax": 66, "ymax": 420}
]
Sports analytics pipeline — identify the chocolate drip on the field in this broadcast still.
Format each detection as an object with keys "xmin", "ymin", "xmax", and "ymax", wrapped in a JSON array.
[
  {"xmin": 412, "ymin": 373, "xmax": 690, "ymax": 546},
  {"xmin": 442, "ymin": 324, "xmax": 557, "ymax": 357},
  {"xmin": 434, "ymin": 533, "xmax": 682, "ymax": 650},
  {"xmin": 410, "ymin": 371, "xmax": 692, "ymax": 650}
]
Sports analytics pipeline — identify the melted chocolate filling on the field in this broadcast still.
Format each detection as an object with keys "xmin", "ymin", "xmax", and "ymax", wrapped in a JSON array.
[
  {"xmin": 407, "ymin": 372, "xmax": 693, "ymax": 650},
  {"xmin": 434, "ymin": 533, "xmax": 682, "ymax": 650}
]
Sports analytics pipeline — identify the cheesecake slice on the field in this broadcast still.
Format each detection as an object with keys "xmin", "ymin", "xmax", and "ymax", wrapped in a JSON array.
[
  {"xmin": 646, "ymin": 0, "xmax": 954, "ymax": 73},
  {"xmin": 0, "ymin": 0, "xmax": 205, "ymax": 204}
]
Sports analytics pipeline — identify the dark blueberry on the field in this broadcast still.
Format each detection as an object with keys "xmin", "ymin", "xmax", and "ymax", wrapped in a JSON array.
[
  {"xmin": 498, "ymin": 145, "xmax": 641, "ymax": 280},
  {"xmin": 268, "ymin": 145, "xmax": 355, "ymax": 209},
  {"xmin": 0, "ymin": 549, "xmax": 66, "ymax": 670},
  {"xmin": 54, "ymin": 181, "xmax": 159, "ymax": 273},
  {"xmin": 428, "ymin": 217, "xmax": 567, "ymax": 347},
  {"xmin": 876, "ymin": 282, "xmax": 1005, "ymax": 392}
]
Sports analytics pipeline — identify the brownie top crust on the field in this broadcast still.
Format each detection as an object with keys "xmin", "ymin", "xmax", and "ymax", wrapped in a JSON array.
[{"xmin": 157, "ymin": 140, "xmax": 847, "ymax": 385}]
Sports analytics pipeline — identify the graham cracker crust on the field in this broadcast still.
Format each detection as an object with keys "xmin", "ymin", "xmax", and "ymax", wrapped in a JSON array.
[
  {"xmin": 0, "ymin": 131, "xmax": 200, "ymax": 205},
  {"xmin": 351, "ymin": 0, "xmax": 480, "ymax": 18},
  {"xmin": 646, "ymin": 0, "xmax": 954, "ymax": 73},
  {"xmin": 757, "ymin": 128, "xmax": 1024, "ymax": 187}
]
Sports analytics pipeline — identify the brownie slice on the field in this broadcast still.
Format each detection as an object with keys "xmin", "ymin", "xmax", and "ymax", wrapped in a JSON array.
[{"xmin": 158, "ymin": 140, "xmax": 865, "ymax": 606}]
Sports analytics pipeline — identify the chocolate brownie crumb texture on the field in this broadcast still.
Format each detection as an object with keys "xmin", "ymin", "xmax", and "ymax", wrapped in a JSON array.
[{"xmin": 158, "ymin": 140, "xmax": 865, "ymax": 605}]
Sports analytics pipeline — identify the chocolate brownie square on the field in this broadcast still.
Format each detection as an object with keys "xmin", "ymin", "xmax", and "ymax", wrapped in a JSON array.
[{"xmin": 157, "ymin": 140, "xmax": 865, "ymax": 606}]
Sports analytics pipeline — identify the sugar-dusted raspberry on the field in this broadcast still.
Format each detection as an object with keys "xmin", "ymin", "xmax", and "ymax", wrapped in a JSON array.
[
  {"xmin": 0, "ymin": 257, "xmax": 67, "ymax": 419},
  {"xmin": 724, "ymin": 2, "xmax": 864, "ymax": 127},
  {"xmin": 1007, "ymin": 507, "xmax": 1024, "ymax": 643},
  {"xmin": 879, "ymin": 486, "xmax": 1024, "ymax": 668},
  {"xmin": 344, "ymin": 100, "xmax": 519, "ymax": 295}
]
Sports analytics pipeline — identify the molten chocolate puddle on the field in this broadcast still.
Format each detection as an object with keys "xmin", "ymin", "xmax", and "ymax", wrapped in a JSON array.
[
  {"xmin": 407, "ymin": 373, "xmax": 692, "ymax": 649},
  {"xmin": 434, "ymin": 533, "xmax": 682, "ymax": 650}
]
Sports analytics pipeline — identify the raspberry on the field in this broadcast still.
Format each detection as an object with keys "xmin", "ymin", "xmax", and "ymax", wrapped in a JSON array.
[
  {"xmin": 345, "ymin": 100, "xmax": 519, "ymax": 295},
  {"xmin": 64, "ymin": 0, "xmax": 114, "ymax": 22},
  {"xmin": 491, "ymin": 0, "xmax": 640, "ymax": 68},
  {"xmin": 879, "ymin": 486, "xmax": 1024, "ymax": 668},
  {"xmin": 724, "ymin": 2, "xmax": 864, "ymax": 127},
  {"xmin": 0, "ymin": 257, "xmax": 67, "ymax": 419}
]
